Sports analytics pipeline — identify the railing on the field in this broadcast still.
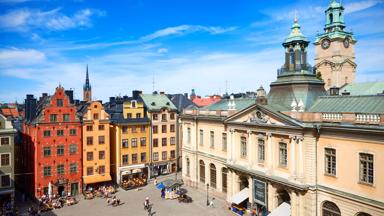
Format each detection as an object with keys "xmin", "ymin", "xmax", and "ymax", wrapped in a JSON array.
[
  {"xmin": 322, "ymin": 113, "xmax": 343, "ymax": 121},
  {"xmin": 355, "ymin": 113, "xmax": 380, "ymax": 123}
]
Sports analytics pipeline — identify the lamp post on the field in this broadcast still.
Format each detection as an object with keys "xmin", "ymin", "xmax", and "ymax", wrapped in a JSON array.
[{"xmin": 206, "ymin": 183, "xmax": 209, "ymax": 206}]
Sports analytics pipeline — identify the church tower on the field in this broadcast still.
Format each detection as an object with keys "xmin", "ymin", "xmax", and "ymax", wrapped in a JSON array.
[
  {"xmin": 314, "ymin": 0, "xmax": 357, "ymax": 90},
  {"xmin": 83, "ymin": 65, "xmax": 92, "ymax": 102}
]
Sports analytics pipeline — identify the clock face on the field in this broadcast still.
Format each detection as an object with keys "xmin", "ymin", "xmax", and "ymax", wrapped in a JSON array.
[
  {"xmin": 321, "ymin": 39, "xmax": 330, "ymax": 49},
  {"xmin": 343, "ymin": 38, "xmax": 350, "ymax": 48}
]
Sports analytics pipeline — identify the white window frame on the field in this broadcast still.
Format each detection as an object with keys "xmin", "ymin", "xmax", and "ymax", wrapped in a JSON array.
[
  {"xmin": 0, "ymin": 136, "xmax": 10, "ymax": 146},
  {"xmin": 0, "ymin": 153, "xmax": 11, "ymax": 167}
]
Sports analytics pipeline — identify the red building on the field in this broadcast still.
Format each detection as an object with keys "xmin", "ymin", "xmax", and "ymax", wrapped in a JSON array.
[{"xmin": 22, "ymin": 86, "xmax": 82, "ymax": 198}]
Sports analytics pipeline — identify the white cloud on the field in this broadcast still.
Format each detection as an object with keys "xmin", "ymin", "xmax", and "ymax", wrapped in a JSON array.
[
  {"xmin": 344, "ymin": 0, "xmax": 382, "ymax": 14},
  {"xmin": 157, "ymin": 48, "xmax": 168, "ymax": 54},
  {"xmin": 0, "ymin": 7, "xmax": 105, "ymax": 32},
  {"xmin": 0, "ymin": 48, "xmax": 46, "ymax": 67}
]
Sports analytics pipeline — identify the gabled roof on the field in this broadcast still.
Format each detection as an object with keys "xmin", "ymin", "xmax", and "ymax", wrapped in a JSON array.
[
  {"xmin": 340, "ymin": 82, "xmax": 384, "ymax": 96},
  {"xmin": 200, "ymin": 98, "xmax": 255, "ymax": 111},
  {"xmin": 192, "ymin": 96, "xmax": 221, "ymax": 107},
  {"xmin": 140, "ymin": 94, "xmax": 177, "ymax": 112},
  {"xmin": 0, "ymin": 108, "xmax": 19, "ymax": 118},
  {"xmin": 168, "ymin": 94, "xmax": 196, "ymax": 112},
  {"xmin": 308, "ymin": 95, "xmax": 384, "ymax": 114}
]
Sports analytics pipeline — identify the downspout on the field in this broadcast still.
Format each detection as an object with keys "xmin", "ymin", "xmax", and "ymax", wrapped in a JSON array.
[
  {"xmin": 315, "ymin": 124, "xmax": 321, "ymax": 216},
  {"xmin": 195, "ymin": 117, "xmax": 199, "ymax": 189}
]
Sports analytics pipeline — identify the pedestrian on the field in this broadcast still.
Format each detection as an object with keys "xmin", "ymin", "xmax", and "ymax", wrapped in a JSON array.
[
  {"xmin": 154, "ymin": 177, "xmax": 157, "ymax": 185},
  {"xmin": 144, "ymin": 197, "xmax": 150, "ymax": 210},
  {"xmin": 208, "ymin": 197, "xmax": 215, "ymax": 207},
  {"xmin": 161, "ymin": 188, "xmax": 165, "ymax": 199}
]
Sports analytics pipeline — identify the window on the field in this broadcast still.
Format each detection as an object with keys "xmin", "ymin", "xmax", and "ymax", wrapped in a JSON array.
[
  {"xmin": 86, "ymin": 125, "xmax": 93, "ymax": 131},
  {"xmin": 87, "ymin": 152, "xmax": 93, "ymax": 161},
  {"xmin": 69, "ymin": 144, "xmax": 77, "ymax": 155},
  {"xmin": 141, "ymin": 153, "xmax": 146, "ymax": 162},
  {"xmin": 136, "ymin": 113, "xmax": 141, "ymax": 118},
  {"xmin": 44, "ymin": 166, "xmax": 51, "ymax": 177},
  {"xmin": 43, "ymin": 130, "xmax": 51, "ymax": 137},
  {"xmin": 140, "ymin": 137, "xmax": 146, "ymax": 146},
  {"xmin": 98, "ymin": 165, "xmax": 105, "ymax": 175},
  {"xmin": 122, "ymin": 155, "xmax": 129, "ymax": 165},
  {"xmin": 187, "ymin": 128, "xmax": 191, "ymax": 144},
  {"xmin": 162, "ymin": 151, "xmax": 167, "ymax": 160},
  {"xmin": 87, "ymin": 137, "xmax": 93, "ymax": 145},
  {"xmin": 199, "ymin": 130, "xmax": 204, "ymax": 146},
  {"xmin": 289, "ymin": 49, "xmax": 295, "ymax": 65},
  {"xmin": 69, "ymin": 129, "xmax": 76, "ymax": 136},
  {"xmin": 360, "ymin": 153, "xmax": 374, "ymax": 184},
  {"xmin": 170, "ymin": 137, "xmax": 176, "ymax": 145},
  {"xmin": 98, "ymin": 125, "xmax": 105, "ymax": 130},
  {"xmin": 57, "ymin": 145, "xmax": 64, "ymax": 156},
  {"xmin": 43, "ymin": 147, "xmax": 51, "ymax": 157},
  {"xmin": 98, "ymin": 136, "xmax": 105, "ymax": 144},
  {"xmin": 131, "ymin": 138, "xmax": 138, "ymax": 147},
  {"xmin": 50, "ymin": 114, "xmax": 57, "ymax": 122},
  {"xmin": 70, "ymin": 163, "xmax": 77, "ymax": 173},
  {"xmin": 153, "ymin": 126, "xmax": 158, "ymax": 134},
  {"xmin": 57, "ymin": 99, "xmax": 63, "ymax": 107},
  {"xmin": 0, "ymin": 137, "xmax": 10, "ymax": 145},
  {"xmin": 162, "ymin": 138, "xmax": 167, "ymax": 146},
  {"xmin": 170, "ymin": 150, "xmax": 175, "ymax": 159},
  {"xmin": 258, "ymin": 139, "xmax": 265, "ymax": 162},
  {"xmin": 57, "ymin": 164, "xmax": 64, "ymax": 175},
  {"xmin": 99, "ymin": 151, "xmax": 105, "ymax": 160},
  {"xmin": 153, "ymin": 114, "xmax": 158, "ymax": 120},
  {"xmin": 170, "ymin": 113, "xmax": 175, "ymax": 120},
  {"xmin": 122, "ymin": 139, "xmax": 129, "ymax": 148},
  {"xmin": 210, "ymin": 131, "xmax": 214, "ymax": 148},
  {"xmin": 122, "ymin": 126, "xmax": 128, "ymax": 133},
  {"xmin": 222, "ymin": 133, "xmax": 227, "ymax": 152},
  {"xmin": 131, "ymin": 101, "xmax": 136, "ymax": 108},
  {"xmin": 240, "ymin": 137, "xmax": 247, "ymax": 158},
  {"xmin": 153, "ymin": 138, "xmax": 158, "ymax": 147},
  {"xmin": 162, "ymin": 125, "xmax": 167, "ymax": 133},
  {"xmin": 63, "ymin": 114, "xmax": 70, "ymax": 122},
  {"xmin": 132, "ymin": 126, "xmax": 137, "ymax": 133},
  {"xmin": 1, "ymin": 175, "xmax": 11, "ymax": 187},
  {"xmin": 279, "ymin": 142, "xmax": 288, "ymax": 167},
  {"xmin": 141, "ymin": 125, "xmax": 145, "ymax": 132},
  {"xmin": 210, "ymin": 164, "xmax": 217, "ymax": 188},
  {"xmin": 93, "ymin": 113, "xmax": 99, "ymax": 120},
  {"xmin": 57, "ymin": 130, "xmax": 64, "ymax": 136},
  {"xmin": 132, "ymin": 154, "xmax": 138, "ymax": 164},
  {"xmin": 356, "ymin": 213, "xmax": 372, "ymax": 216},
  {"xmin": 161, "ymin": 114, "xmax": 167, "ymax": 122},
  {"xmin": 170, "ymin": 124, "xmax": 175, "ymax": 132},
  {"xmin": 0, "ymin": 154, "xmax": 10, "ymax": 166},
  {"xmin": 87, "ymin": 167, "xmax": 93, "ymax": 176},
  {"xmin": 153, "ymin": 152, "xmax": 159, "ymax": 161},
  {"xmin": 186, "ymin": 158, "xmax": 190, "ymax": 177},
  {"xmin": 322, "ymin": 201, "xmax": 340, "ymax": 216},
  {"xmin": 222, "ymin": 168, "xmax": 228, "ymax": 193},
  {"xmin": 199, "ymin": 160, "xmax": 205, "ymax": 183},
  {"xmin": 325, "ymin": 148, "xmax": 336, "ymax": 176}
]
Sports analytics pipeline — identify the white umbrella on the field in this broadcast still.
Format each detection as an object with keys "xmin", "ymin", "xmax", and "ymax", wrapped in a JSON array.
[{"xmin": 48, "ymin": 182, "xmax": 52, "ymax": 198}]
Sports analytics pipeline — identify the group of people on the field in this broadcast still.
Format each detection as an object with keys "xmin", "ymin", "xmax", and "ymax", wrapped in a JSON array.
[
  {"xmin": 1, "ymin": 201, "xmax": 17, "ymax": 216},
  {"xmin": 121, "ymin": 174, "xmax": 147, "ymax": 190},
  {"xmin": 107, "ymin": 196, "xmax": 121, "ymax": 207},
  {"xmin": 84, "ymin": 185, "xmax": 116, "ymax": 199},
  {"xmin": 37, "ymin": 193, "xmax": 77, "ymax": 212}
]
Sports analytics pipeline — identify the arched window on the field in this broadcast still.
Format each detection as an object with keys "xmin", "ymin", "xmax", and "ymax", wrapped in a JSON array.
[
  {"xmin": 199, "ymin": 160, "xmax": 205, "ymax": 183},
  {"xmin": 186, "ymin": 158, "xmax": 190, "ymax": 177},
  {"xmin": 356, "ymin": 213, "xmax": 371, "ymax": 216},
  {"xmin": 210, "ymin": 164, "xmax": 216, "ymax": 188},
  {"xmin": 329, "ymin": 13, "xmax": 333, "ymax": 23},
  {"xmin": 322, "ymin": 201, "xmax": 341, "ymax": 216},
  {"xmin": 222, "ymin": 168, "xmax": 228, "ymax": 193},
  {"xmin": 289, "ymin": 49, "xmax": 295, "ymax": 65}
]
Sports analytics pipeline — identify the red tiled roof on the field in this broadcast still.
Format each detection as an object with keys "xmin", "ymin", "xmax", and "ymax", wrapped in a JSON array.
[
  {"xmin": 1, "ymin": 108, "xmax": 19, "ymax": 118},
  {"xmin": 192, "ymin": 95, "xmax": 221, "ymax": 107}
]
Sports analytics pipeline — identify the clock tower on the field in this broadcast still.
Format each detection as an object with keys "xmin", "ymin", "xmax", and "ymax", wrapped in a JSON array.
[{"xmin": 314, "ymin": 0, "xmax": 357, "ymax": 90}]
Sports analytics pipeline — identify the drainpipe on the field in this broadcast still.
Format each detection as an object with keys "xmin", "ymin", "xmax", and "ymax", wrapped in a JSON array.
[
  {"xmin": 195, "ymin": 117, "xmax": 199, "ymax": 189},
  {"xmin": 315, "ymin": 124, "xmax": 321, "ymax": 216}
]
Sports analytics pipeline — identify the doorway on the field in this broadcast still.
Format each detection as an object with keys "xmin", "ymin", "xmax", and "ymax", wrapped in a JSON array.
[
  {"xmin": 239, "ymin": 175, "xmax": 249, "ymax": 190},
  {"xmin": 71, "ymin": 183, "xmax": 79, "ymax": 196},
  {"xmin": 58, "ymin": 185, "xmax": 65, "ymax": 197},
  {"xmin": 277, "ymin": 189, "xmax": 291, "ymax": 205}
]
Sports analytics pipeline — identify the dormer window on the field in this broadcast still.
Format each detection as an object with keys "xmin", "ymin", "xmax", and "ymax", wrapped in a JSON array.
[
  {"xmin": 131, "ymin": 100, "xmax": 136, "ymax": 108},
  {"xmin": 151, "ymin": 102, "xmax": 156, "ymax": 106}
]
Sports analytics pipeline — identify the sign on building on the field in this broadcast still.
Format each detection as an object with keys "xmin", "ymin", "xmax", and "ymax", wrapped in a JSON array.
[{"xmin": 253, "ymin": 178, "xmax": 267, "ymax": 206}]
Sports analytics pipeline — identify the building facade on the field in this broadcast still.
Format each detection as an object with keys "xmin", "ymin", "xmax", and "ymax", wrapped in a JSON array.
[
  {"xmin": 23, "ymin": 86, "xmax": 82, "ymax": 198},
  {"xmin": 80, "ymin": 101, "xmax": 112, "ymax": 187},
  {"xmin": 314, "ymin": 0, "xmax": 357, "ymax": 89},
  {"xmin": 109, "ymin": 93, "xmax": 151, "ymax": 185},
  {"xmin": 0, "ymin": 114, "xmax": 16, "ymax": 205},
  {"xmin": 140, "ymin": 92, "xmax": 178, "ymax": 177}
]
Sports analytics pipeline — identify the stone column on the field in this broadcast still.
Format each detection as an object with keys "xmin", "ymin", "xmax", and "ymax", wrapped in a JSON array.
[
  {"xmin": 267, "ymin": 183, "xmax": 276, "ymax": 211},
  {"xmin": 290, "ymin": 191, "xmax": 298, "ymax": 216},
  {"xmin": 217, "ymin": 166, "xmax": 223, "ymax": 193},
  {"xmin": 298, "ymin": 137, "xmax": 304, "ymax": 180},
  {"xmin": 247, "ymin": 130, "xmax": 253, "ymax": 168},
  {"xmin": 289, "ymin": 135, "xmax": 297, "ymax": 179},
  {"xmin": 248, "ymin": 176, "xmax": 254, "ymax": 206},
  {"xmin": 266, "ymin": 133, "xmax": 273, "ymax": 173},
  {"xmin": 229, "ymin": 128, "xmax": 235, "ymax": 163},
  {"xmin": 227, "ymin": 170, "xmax": 233, "ymax": 202}
]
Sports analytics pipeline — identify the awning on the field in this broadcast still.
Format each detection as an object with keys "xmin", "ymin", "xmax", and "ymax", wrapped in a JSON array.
[
  {"xmin": 268, "ymin": 202, "xmax": 291, "ymax": 216},
  {"xmin": 231, "ymin": 187, "xmax": 249, "ymax": 205},
  {"xmin": 83, "ymin": 174, "xmax": 112, "ymax": 185}
]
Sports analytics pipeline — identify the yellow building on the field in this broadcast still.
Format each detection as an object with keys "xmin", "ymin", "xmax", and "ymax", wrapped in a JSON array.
[
  {"xmin": 109, "ymin": 94, "xmax": 151, "ymax": 186},
  {"xmin": 140, "ymin": 92, "xmax": 178, "ymax": 177},
  {"xmin": 80, "ymin": 101, "xmax": 112, "ymax": 186}
]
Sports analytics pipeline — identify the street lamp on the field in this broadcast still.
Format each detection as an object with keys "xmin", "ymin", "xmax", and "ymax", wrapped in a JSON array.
[{"xmin": 206, "ymin": 183, "xmax": 209, "ymax": 206}]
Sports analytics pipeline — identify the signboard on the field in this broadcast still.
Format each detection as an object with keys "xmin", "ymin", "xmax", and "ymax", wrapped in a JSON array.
[{"xmin": 253, "ymin": 179, "xmax": 267, "ymax": 206}]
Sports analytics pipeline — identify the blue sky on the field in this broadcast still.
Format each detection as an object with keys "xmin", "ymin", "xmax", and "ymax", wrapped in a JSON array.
[{"xmin": 0, "ymin": 0, "xmax": 383, "ymax": 103}]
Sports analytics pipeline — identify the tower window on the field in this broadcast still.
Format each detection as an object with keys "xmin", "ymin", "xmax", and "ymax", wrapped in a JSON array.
[
  {"xmin": 289, "ymin": 49, "xmax": 295, "ymax": 65},
  {"xmin": 329, "ymin": 13, "xmax": 333, "ymax": 23}
]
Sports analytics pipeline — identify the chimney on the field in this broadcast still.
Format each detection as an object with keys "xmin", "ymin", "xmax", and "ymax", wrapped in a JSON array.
[
  {"xmin": 159, "ymin": 91, "xmax": 165, "ymax": 95},
  {"xmin": 184, "ymin": 93, "xmax": 188, "ymax": 98},
  {"xmin": 65, "ymin": 90, "xmax": 74, "ymax": 104},
  {"xmin": 123, "ymin": 95, "xmax": 129, "ymax": 100},
  {"xmin": 132, "ymin": 90, "xmax": 142, "ymax": 99},
  {"xmin": 109, "ymin": 97, "xmax": 116, "ymax": 104},
  {"xmin": 24, "ymin": 94, "xmax": 37, "ymax": 121}
]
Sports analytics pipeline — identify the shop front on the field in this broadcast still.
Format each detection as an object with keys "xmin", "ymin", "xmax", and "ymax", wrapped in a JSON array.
[
  {"xmin": 151, "ymin": 162, "xmax": 170, "ymax": 177},
  {"xmin": 120, "ymin": 165, "xmax": 149, "ymax": 190},
  {"xmin": 253, "ymin": 178, "xmax": 268, "ymax": 216}
]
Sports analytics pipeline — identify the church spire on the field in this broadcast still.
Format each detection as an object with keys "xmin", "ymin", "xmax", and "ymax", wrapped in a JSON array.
[{"xmin": 83, "ymin": 64, "xmax": 92, "ymax": 102}]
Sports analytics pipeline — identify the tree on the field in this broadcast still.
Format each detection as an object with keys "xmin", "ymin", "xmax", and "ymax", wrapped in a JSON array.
[{"xmin": 316, "ymin": 72, "xmax": 323, "ymax": 81}]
